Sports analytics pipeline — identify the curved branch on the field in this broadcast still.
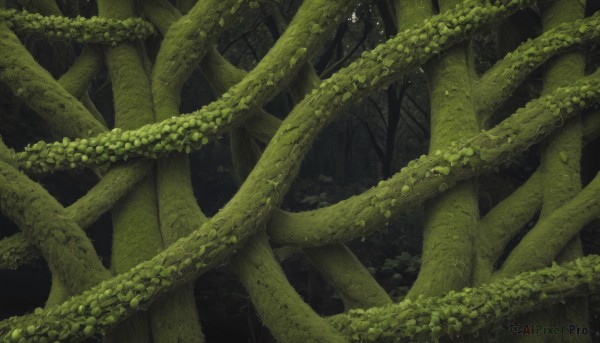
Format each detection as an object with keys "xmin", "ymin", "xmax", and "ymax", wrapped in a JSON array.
[
  {"xmin": 0, "ymin": 160, "xmax": 150, "ymax": 269},
  {"xmin": 0, "ymin": 1, "xmax": 561, "ymax": 340},
  {"xmin": 495, "ymin": 170, "xmax": 600, "ymax": 279},
  {"xmin": 233, "ymin": 232, "xmax": 347, "ymax": 343},
  {"xmin": 0, "ymin": 160, "xmax": 111, "ymax": 294},
  {"xmin": 57, "ymin": 45, "xmax": 104, "ymax": 100},
  {"xmin": 327, "ymin": 254, "xmax": 600, "ymax": 342},
  {"xmin": 472, "ymin": 171, "xmax": 542, "ymax": 284},
  {"xmin": 304, "ymin": 244, "xmax": 393, "ymax": 310},
  {"xmin": 16, "ymin": 0, "xmax": 536, "ymax": 173},
  {"xmin": 267, "ymin": 70, "xmax": 600, "ymax": 246},
  {"xmin": 475, "ymin": 11, "xmax": 600, "ymax": 126},
  {"xmin": 0, "ymin": 8, "xmax": 154, "ymax": 45},
  {"xmin": 0, "ymin": 22, "xmax": 105, "ymax": 139}
]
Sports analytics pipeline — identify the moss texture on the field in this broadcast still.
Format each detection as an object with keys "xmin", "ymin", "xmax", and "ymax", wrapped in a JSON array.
[
  {"xmin": 304, "ymin": 244, "xmax": 393, "ymax": 310},
  {"xmin": 0, "ymin": 160, "xmax": 111, "ymax": 295},
  {"xmin": 16, "ymin": 0, "xmax": 537, "ymax": 173},
  {"xmin": 0, "ymin": 22, "xmax": 105, "ymax": 139},
  {"xmin": 404, "ymin": 0, "xmax": 480, "ymax": 300},
  {"xmin": 233, "ymin": 232, "xmax": 348, "ymax": 342},
  {"xmin": 328, "ymin": 255, "xmax": 600, "ymax": 342},
  {"xmin": 2, "ymin": 0, "xmax": 600, "ymax": 341},
  {"xmin": 97, "ymin": 0, "xmax": 205, "ymax": 340},
  {"xmin": 5, "ymin": 19, "xmax": 599, "ymax": 343},
  {"xmin": 0, "ymin": 161, "xmax": 150, "ymax": 269},
  {"xmin": 472, "ymin": 171, "xmax": 542, "ymax": 284},
  {"xmin": 0, "ymin": 8, "xmax": 154, "ymax": 45},
  {"xmin": 496, "ymin": 171, "xmax": 600, "ymax": 278},
  {"xmin": 475, "ymin": 11, "xmax": 600, "ymax": 126},
  {"xmin": 225, "ymin": 37, "xmax": 390, "ymax": 337},
  {"xmin": 503, "ymin": 1, "xmax": 589, "ymax": 340},
  {"xmin": 268, "ymin": 70, "xmax": 600, "ymax": 247}
]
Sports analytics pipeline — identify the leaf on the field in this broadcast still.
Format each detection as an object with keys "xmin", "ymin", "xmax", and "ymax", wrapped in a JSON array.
[{"xmin": 559, "ymin": 151, "xmax": 568, "ymax": 163}]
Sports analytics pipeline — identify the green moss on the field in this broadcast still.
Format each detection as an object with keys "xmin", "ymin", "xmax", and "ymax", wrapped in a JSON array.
[
  {"xmin": 0, "ymin": 22, "xmax": 106, "ymax": 140},
  {"xmin": 2, "ymin": 1, "xmax": 596, "ymax": 342},
  {"xmin": 232, "ymin": 233, "xmax": 347, "ymax": 343},
  {"xmin": 268, "ymin": 70, "xmax": 600, "ymax": 247},
  {"xmin": 0, "ymin": 160, "xmax": 111, "ymax": 297},
  {"xmin": 16, "ymin": 0, "xmax": 544, "ymax": 174},
  {"xmin": 328, "ymin": 255, "xmax": 600, "ymax": 341},
  {"xmin": 511, "ymin": 0, "xmax": 588, "ymax": 333},
  {"xmin": 475, "ymin": 11, "xmax": 600, "ymax": 126},
  {"xmin": 0, "ymin": 8, "xmax": 154, "ymax": 45}
]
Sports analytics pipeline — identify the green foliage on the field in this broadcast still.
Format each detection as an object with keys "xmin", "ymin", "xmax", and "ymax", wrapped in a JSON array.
[
  {"xmin": 1, "ymin": 0, "xmax": 600, "ymax": 342},
  {"xmin": 0, "ymin": 8, "xmax": 154, "ymax": 45},
  {"xmin": 329, "ymin": 254, "xmax": 600, "ymax": 342}
]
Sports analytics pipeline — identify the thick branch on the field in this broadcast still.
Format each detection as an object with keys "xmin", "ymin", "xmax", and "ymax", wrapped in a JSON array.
[
  {"xmin": 0, "ymin": 8, "xmax": 154, "ymax": 45},
  {"xmin": 327, "ymin": 254, "xmax": 600, "ymax": 342},
  {"xmin": 475, "ymin": 11, "xmax": 600, "ymax": 125},
  {"xmin": 0, "ymin": 22, "xmax": 105, "ymax": 138},
  {"xmin": 495, "ymin": 170, "xmax": 600, "ymax": 278},
  {"xmin": 232, "ymin": 232, "xmax": 348, "ymax": 343},
  {"xmin": 16, "ymin": 0, "xmax": 538, "ymax": 173},
  {"xmin": 0, "ymin": 2, "xmax": 564, "ymax": 340},
  {"xmin": 268, "ymin": 69, "xmax": 600, "ymax": 246},
  {"xmin": 0, "ymin": 160, "xmax": 111, "ymax": 294},
  {"xmin": 472, "ymin": 171, "xmax": 542, "ymax": 284}
]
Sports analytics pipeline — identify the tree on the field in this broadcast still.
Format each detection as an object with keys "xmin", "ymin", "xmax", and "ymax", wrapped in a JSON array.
[{"xmin": 0, "ymin": 0, "xmax": 599, "ymax": 341}]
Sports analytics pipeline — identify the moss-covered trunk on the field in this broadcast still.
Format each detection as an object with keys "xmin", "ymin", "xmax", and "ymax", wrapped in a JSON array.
[{"xmin": 0, "ymin": 0, "xmax": 599, "ymax": 342}]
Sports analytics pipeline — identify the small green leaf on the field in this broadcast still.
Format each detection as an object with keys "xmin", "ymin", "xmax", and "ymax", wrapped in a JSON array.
[{"xmin": 559, "ymin": 151, "xmax": 568, "ymax": 163}]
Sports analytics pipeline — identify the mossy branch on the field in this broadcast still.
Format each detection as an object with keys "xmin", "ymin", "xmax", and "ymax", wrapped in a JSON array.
[
  {"xmin": 148, "ymin": 0, "xmax": 275, "ymax": 284},
  {"xmin": 151, "ymin": 0, "xmax": 272, "ymax": 121},
  {"xmin": 0, "ymin": 22, "xmax": 106, "ymax": 139},
  {"xmin": 0, "ymin": 1, "xmax": 567, "ymax": 340},
  {"xmin": 475, "ymin": 11, "xmax": 600, "ymax": 124},
  {"xmin": 226, "ymin": 50, "xmax": 349, "ymax": 342},
  {"xmin": 268, "ymin": 69, "xmax": 600, "ymax": 246},
  {"xmin": 518, "ymin": 0, "xmax": 588, "ymax": 334},
  {"xmin": 0, "ymin": 160, "xmax": 111, "ymax": 295},
  {"xmin": 97, "ymin": 0, "xmax": 166, "ymax": 339},
  {"xmin": 233, "ymin": 232, "xmax": 348, "ymax": 343},
  {"xmin": 0, "ymin": 8, "xmax": 154, "ymax": 45},
  {"xmin": 139, "ymin": 0, "xmax": 181, "ymax": 36},
  {"xmin": 200, "ymin": 46, "xmax": 281, "ymax": 144},
  {"xmin": 148, "ymin": 0, "xmax": 243, "ymax": 263},
  {"xmin": 472, "ymin": 109, "xmax": 600, "ymax": 285},
  {"xmin": 15, "ymin": 0, "xmax": 538, "ymax": 173},
  {"xmin": 472, "ymin": 171, "xmax": 543, "ymax": 284},
  {"xmin": 405, "ymin": 0, "xmax": 480, "ymax": 300},
  {"xmin": 1, "ymin": 2, "xmax": 107, "ymax": 135},
  {"xmin": 495, "ymin": 170, "xmax": 600, "ymax": 279},
  {"xmin": 304, "ymin": 244, "xmax": 393, "ymax": 310},
  {"xmin": 225, "ymin": 34, "xmax": 391, "ymax": 320},
  {"xmin": 57, "ymin": 45, "xmax": 104, "ymax": 100},
  {"xmin": 327, "ymin": 254, "xmax": 600, "ymax": 342},
  {"xmin": 0, "ymin": 161, "xmax": 150, "ymax": 269},
  {"xmin": 3, "ymin": 3, "xmax": 600, "ymax": 274}
]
